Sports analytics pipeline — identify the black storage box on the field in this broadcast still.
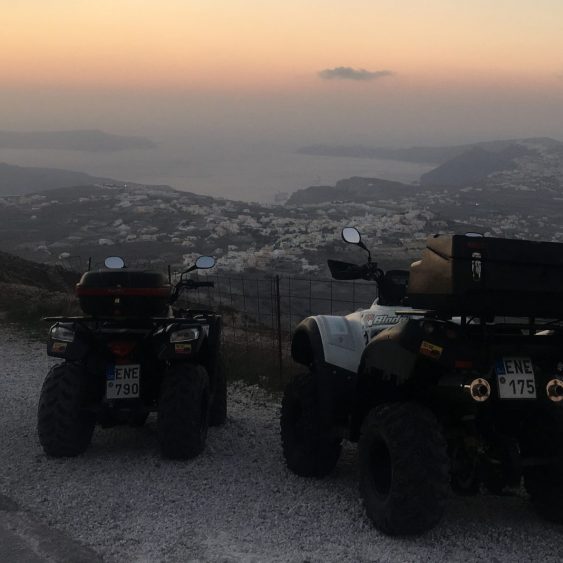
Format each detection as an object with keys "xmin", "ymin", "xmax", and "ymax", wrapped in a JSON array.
[
  {"xmin": 408, "ymin": 234, "xmax": 563, "ymax": 317},
  {"xmin": 76, "ymin": 270, "xmax": 171, "ymax": 317}
]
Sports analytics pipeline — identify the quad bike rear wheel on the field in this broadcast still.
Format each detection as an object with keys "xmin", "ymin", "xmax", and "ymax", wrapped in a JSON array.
[
  {"xmin": 280, "ymin": 372, "xmax": 341, "ymax": 477},
  {"xmin": 522, "ymin": 413, "xmax": 563, "ymax": 523},
  {"xmin": 524, "ymin": 458, "xmax": 563, "ymax": 523},
  {"xmin": 359, "ymin": 402, "xmax": 450, "ymax": 535},
  {"xmin": 37, "ymin": 362, "xmax": 97, "ymax": 457},
  {"xmin": 157, "ymin": 363, "xmax": 210, "ymax": 460}
]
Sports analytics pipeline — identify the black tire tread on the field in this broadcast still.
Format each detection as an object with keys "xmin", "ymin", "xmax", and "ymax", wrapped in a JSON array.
[
  {"xmin": 157, "ymin": 363, "xmax": 209, "ymax": 460},
  {"xmin": 523, "ymin": 414, "xmax": 563, "ymax": 523},
  {"xmin": 359, "ymin": 402, "xmax": 450, "ymax": 535},
  {"xmin": 37, "ymin": 362, "xmax": 96, "ymax": 457},
  {"xmin": 280, "ymin": 372, "xmax": 341, "ymax": 478}
]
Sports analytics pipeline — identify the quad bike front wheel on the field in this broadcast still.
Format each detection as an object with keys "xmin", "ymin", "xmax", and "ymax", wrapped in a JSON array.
[
  {"xmin": 37, "ymin": 362, "xmax": 97, "ymax": 457},
  {"xmin": 157, "ymin": 363, "xmax": 210, "ymax": 460},
  {"xmin": 359, "ymin": 402, "xmax": 450, "ymax": 535},
  {"xmin": 280, "ymin": 372, "xmax": 341, "ymax": 478}
]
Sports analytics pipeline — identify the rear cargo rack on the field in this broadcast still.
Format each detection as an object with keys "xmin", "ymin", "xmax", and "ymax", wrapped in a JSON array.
[{"xmin": 408, "ymin": 234, "xmax": 563, "ymax": 318}]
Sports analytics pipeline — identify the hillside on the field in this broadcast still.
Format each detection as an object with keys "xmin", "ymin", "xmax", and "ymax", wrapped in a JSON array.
[
  {"xmin": 298, "ymin": 137, "xmax": 563, "ymax": 164},
  {"xmin": 287, "ymin": 177, "xmax": 412, "ymax": 205},
  {"xmin": 0, "ymin": 138, "xmax": 561, "ymax": 278},
  {"xmin": 420, "ymin": 145, "xmax": 531, "ymax": 187},
  {"xmin": 0, "ymin": 250, "xmax": 78, "ymax": 291},
  {"xmin": 0, "ymin": 162, "xmax": 114, "ymax": 196},
  {"xmin": 0, "ymin": 250, "xmax": 79, "ymax": 321}
]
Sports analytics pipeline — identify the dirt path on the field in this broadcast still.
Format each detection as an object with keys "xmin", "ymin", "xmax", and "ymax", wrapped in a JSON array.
[{"xmin": 0, "ymin": 323, "xmax": 561, "ymax": 562}]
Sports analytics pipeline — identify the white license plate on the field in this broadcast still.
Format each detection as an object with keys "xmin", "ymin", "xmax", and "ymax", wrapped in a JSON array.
[
  {"xmin": 106, "ymin": 364, "xmax": 140, "ymax": 399},
  {"xmin": 495, "ymin": 357, "xmax": 536, "ymax": 399}
]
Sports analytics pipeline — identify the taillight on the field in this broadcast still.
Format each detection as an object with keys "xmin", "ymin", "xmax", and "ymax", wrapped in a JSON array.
[{"xmin": 108, "ymin": 341, "xmax": 136, "ymax": 358}]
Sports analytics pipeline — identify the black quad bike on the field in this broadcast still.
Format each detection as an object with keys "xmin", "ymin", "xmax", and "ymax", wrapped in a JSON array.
[
  {"xmin": 281, "ymin": 228, "xmax": 563, "ymax": 535},
  {"xmin": 38, "ymin": 255, "xmax": 226, "ymax": 460}
]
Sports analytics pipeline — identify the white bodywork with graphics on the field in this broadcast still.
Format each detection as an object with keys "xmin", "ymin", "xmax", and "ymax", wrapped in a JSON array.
[{"xmin": 310, "ymin": 300, "xmax": 414, "ymax": 373}]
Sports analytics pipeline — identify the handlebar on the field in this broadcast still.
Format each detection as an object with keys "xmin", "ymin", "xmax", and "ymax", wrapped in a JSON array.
[
  {"xmin": 194, "ymin": 281, "xmax": 214, "ymax": 288},
  {"xmin": 170, "ymin": 278, "xmax": 214, "ymax": 303}
]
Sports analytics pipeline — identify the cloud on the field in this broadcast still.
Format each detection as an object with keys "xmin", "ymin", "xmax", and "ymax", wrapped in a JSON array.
[{"xmin": 318, "ymin": 66, "xmax": 394, "ymax": 81}]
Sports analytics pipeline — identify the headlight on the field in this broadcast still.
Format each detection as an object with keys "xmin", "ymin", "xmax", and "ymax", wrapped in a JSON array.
[
  {"xmin": 170, "ymin": 328, "xmax": 200, "ymax": 343},
  {"xmin": 50, "ymin": 325, "xmax": 75, "ymax": 343}
]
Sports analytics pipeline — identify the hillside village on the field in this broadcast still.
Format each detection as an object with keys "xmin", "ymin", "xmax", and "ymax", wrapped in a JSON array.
[{"xmin": 0, "ymin": 137, "xmax": 562, "ymax": 276}]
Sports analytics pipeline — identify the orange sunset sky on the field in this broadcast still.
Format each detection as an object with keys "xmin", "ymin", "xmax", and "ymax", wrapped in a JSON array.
[{"xmin": 1, "ymin": 0, "xmax": 563, "ymax": 147}]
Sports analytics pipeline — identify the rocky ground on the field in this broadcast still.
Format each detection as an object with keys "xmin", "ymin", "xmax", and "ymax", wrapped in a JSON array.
[{"xmin": 0, "ymin": 322, "xmax": 562, "ymax": 562}]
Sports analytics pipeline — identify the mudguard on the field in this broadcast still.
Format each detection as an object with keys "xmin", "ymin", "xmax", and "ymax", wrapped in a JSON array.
[
  {"xmin": 292, "ymin": 302, "xmax": 405, "ymax": 375},
  {"xmin": 360, "ymin": 320, "xmax": 422, "ymax": 386},
  {"xmin": 291, "ymin": 301, "xmax": 410, "ymax": 427}
]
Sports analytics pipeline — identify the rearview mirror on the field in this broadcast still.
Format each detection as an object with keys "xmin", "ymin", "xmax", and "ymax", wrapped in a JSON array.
[
  {"xmin": 104, "ymin": 256, "xmax": 125, "ymax": 269},
  {"xmin": 195, "ymin": 255, "xmax": 215, "ymax": 269},
  {"xmin": 342, "ymin": 227, "xmax": 361, "ymax": 245}
]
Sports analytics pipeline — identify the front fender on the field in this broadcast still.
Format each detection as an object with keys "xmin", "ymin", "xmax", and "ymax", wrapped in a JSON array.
[
  {"xmin": 291, "ymin": 317, "xmax": 357, "ymax": 428},
  {"xmin": 291, "ymin": 317, "xmax": 325, "ymax": 367},
  {"xmin": 292, "ymin": 314, "xmax": 366, "ymax": 374}
]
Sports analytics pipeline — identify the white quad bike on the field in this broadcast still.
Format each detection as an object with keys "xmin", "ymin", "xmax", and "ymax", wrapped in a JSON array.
[{"xmin": 281, "ymin": 227, "xmax": 563, "ymax": 535}]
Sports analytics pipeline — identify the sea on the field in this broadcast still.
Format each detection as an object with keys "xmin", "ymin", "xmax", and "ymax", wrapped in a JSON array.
[{"xmin": 0, "ymin": 140, "xmax": 434, "ymax": 203}]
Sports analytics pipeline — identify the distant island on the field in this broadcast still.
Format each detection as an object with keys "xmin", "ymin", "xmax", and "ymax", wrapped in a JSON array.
[
  {"xmin": 0, "ymin": 162, "xmax": 115, "ymax": 196},
  {"xmin": 298, "ymin": 137, "xmax": 562, "ymax": 165},
  {"xmin": 0, "ymin": 129, "xmax": 156, "ymax": 152}
]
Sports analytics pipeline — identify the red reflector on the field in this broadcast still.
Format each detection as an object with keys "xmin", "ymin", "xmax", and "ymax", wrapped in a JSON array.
[
  {"xmin": 108, "ymin": 341, "xmax": 136, "ymax": 358},
  {"xmin": 455, "ymin": 360, "xmax": 473, "ymax": 369}
]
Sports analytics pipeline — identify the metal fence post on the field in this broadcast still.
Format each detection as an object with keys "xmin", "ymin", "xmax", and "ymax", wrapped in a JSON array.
[{"xmin": 275, "ymin": 274, "xmax": 283, "ymax": 379}]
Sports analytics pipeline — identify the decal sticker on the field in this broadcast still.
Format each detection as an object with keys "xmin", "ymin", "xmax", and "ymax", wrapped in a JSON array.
[
  {"xmin": 363, "ymin": 313, "xmax": 375, "ymax": 327},
  {"xmin": 361, "ymin": 313, "xmax": 400, "ymax": 329},
  {"xmin": 373, "ymin": 315, "xmax": 400, "ymax": 325},
  {"xmin": 52, "ymin": 341, "xmax": 68, "ymax": 353},
  {"xmin": 420, "ymin": 341, "xmax": 443, "ymax": 359},
  {"xmin": 174, "ymin": 343, "xmax": 192, "ymax": 354}
]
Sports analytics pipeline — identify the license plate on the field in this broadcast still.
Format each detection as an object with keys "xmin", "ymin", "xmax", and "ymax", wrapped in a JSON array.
[
  {"xmin": 495, "ymin": 357, "xmax": 536, "ymax": 399},
  {"xmin": 106, "ymin": 364, "xmax": 140, "ymax": 399}
]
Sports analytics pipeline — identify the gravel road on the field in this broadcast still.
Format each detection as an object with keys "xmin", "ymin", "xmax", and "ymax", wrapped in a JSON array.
[{"xmin": 0, "ymin": 322, "xmax": 562, "ymax": 562}]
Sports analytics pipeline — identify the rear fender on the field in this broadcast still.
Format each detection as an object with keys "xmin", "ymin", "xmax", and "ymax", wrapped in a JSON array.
[{"xmin": 351, "ymin": 320, "xmax": 422, "ymax": 439}]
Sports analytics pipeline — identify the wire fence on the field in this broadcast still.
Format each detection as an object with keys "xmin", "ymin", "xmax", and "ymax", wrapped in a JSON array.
[
  {"xmin": 176, "ymin": 273, "xmax": 377, "ymax": 387},
  {"xmin": 58, "ymin": 257, "xmax": 377, "ymax": 388}
]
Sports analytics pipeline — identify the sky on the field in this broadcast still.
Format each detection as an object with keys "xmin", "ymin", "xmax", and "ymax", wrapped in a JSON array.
[{"xmin": 1, "ymin": 0, "xmax": 563, "ymax": 197}]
